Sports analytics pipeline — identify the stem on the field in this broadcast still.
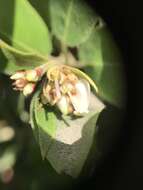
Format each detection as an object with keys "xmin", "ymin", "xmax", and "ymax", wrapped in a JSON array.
[{"xmin": 61, "ymin": 43, "xmax": 68, "ymax": 64}]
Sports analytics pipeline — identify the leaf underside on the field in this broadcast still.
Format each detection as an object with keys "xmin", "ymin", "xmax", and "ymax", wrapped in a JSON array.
[
  {"xmin": 30, "ymin": 89, "xmax": 105, "ymax": 177},
  {"xmin": 78, "ymin": 25, "xmax": 125, "ymax": 107},
  {"xmin": 49, "ymin": 0, "xmax": 99, "ymax": 46}
]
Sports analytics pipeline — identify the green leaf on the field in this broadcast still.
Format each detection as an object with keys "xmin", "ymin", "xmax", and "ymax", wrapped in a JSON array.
[
  {"xmin": 30, "ymin": 90, "xmax": 57, "ymax": 159},
  {"xmin": 0, "ymin": 40, "xmax": 48, "ymax": 74},
  {"xmin": 46, "ymin": 94, "xmax": 104, "ymax": 178},
  {"xmin": 0, "ymin": 0, "xmax": 52, "ymax": 74},
  {"xmin": 78, "ymin": 24, "xmax": 126, "ymax": 107},
  {"xmin": 28, "ymin": 0, "xmax": 52, "ymax": 29},
  {"xmin": 30, "ymin": 89, "xmax": 105, "ymax": 178},
  {"xmin": 30, "ymin": 91, "xmax": 39, "ymax": 142},
  {"xmin": 49, "ymin": 0, "xmax": 98, "ymax": 46},
  {"xmin": 0, "ymin": 0, "xmax": 52, "ymax": 54}
]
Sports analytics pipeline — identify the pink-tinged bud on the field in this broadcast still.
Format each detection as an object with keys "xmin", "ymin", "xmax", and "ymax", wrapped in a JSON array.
[
  {"xmin": 10, "ymin": 71, "xmax": 25, "ymax": 80},
  {"xmin": 25, "ymin": 70, "xmax": 39, "ymax": 82},
  {"xmin": 13, "ymin": 78, "xmax": 27, "ymax": 89},
  {"xmin": 23, "ymin": 83, "xmax": 35, "ymax": 96},
  {"xmin": 35, "ymin": 68, "xmax": 43, "ymax": 77},
  {"xmin": 68, "ymin": 79, "xmax": 90, "ymax": 115}
]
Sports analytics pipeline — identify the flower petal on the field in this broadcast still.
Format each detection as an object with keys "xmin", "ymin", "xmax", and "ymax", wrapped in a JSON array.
[
  {"xmin": 68, "ymin": 79, "xmax": 90, "ymax": 114},
  {"xmin": 57, "ymin": 96, "xmax": 69, "ymax": 115},
  {"xmin": 23, "ymin": 83, "xmax": 35, "ymax": 96},
  {"xmin": 10, "ymin": 71, "xmax": 25, "ymax": 80}
]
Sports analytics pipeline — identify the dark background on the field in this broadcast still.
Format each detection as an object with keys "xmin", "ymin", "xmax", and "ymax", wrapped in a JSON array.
[{"xmin": 80, "ymin": 0, "xmax": 143, "ymax": 189}]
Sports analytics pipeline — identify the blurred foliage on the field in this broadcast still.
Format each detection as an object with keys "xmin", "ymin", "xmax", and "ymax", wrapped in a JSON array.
[{"xmin": 0, "ymin": 0, "xmax": 126, "ymax": 189}]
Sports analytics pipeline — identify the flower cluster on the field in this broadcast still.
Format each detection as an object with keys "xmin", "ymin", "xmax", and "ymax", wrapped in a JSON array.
[
  {"xmin": 42, "ymin": 66, "xmax": 91, "ymax": 115},
  {"xmin": 10, "ymin": 64, "xmax": 98, "ymax": 116},
  {"xmin": 10, "ymin": 65, "xmax": 46, "ymax": 96}
]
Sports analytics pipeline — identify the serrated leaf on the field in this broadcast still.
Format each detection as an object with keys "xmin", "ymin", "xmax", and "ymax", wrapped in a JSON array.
[
  {"xmin": 0, "ymin": 0, "xmax": 52, "ymax": 73},
  {"xmin": 78, "ymin": 25, "xmax": 126, "ymax": 107},
  {"xmin": 0, "ymin": 40, "xmax": 48, "ymax": 74},
  {"xmin": 49, "ymin": 0, "xmax": 98, "ymax": 46},
  {"xmin": 30, "ymin": 88, "xmax": 105, "ymax": 178}
]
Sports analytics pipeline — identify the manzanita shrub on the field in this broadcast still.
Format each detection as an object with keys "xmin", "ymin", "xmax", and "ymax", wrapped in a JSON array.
[{"xmin": 0, "ymin": 0, "xmax": 125, "ymax": 179}]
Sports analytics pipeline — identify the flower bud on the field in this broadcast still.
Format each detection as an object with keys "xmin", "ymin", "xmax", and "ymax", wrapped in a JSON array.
[
  {"xmin": 56, "ymin": 96, "xmax": 73, "ymax": 115},
  {"xmin": 25, "ymin": 69, "xmax": 39, "ymax": 82},
  {"xmin": 13, "ymin": 78, "xmax": 27, "ymax": 89},
  {"xmin": 23, "ymin": 83, "xmax": 35, "ymax": 96},
  {"xmin": 10, "ymin": 71, "xmax": 25, "ymax": 80}
]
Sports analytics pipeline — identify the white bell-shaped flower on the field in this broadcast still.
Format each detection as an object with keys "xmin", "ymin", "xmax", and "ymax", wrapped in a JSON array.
[{"xmin": 68, "ymin": 79, "xmax": 90, "ymax": 114}]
